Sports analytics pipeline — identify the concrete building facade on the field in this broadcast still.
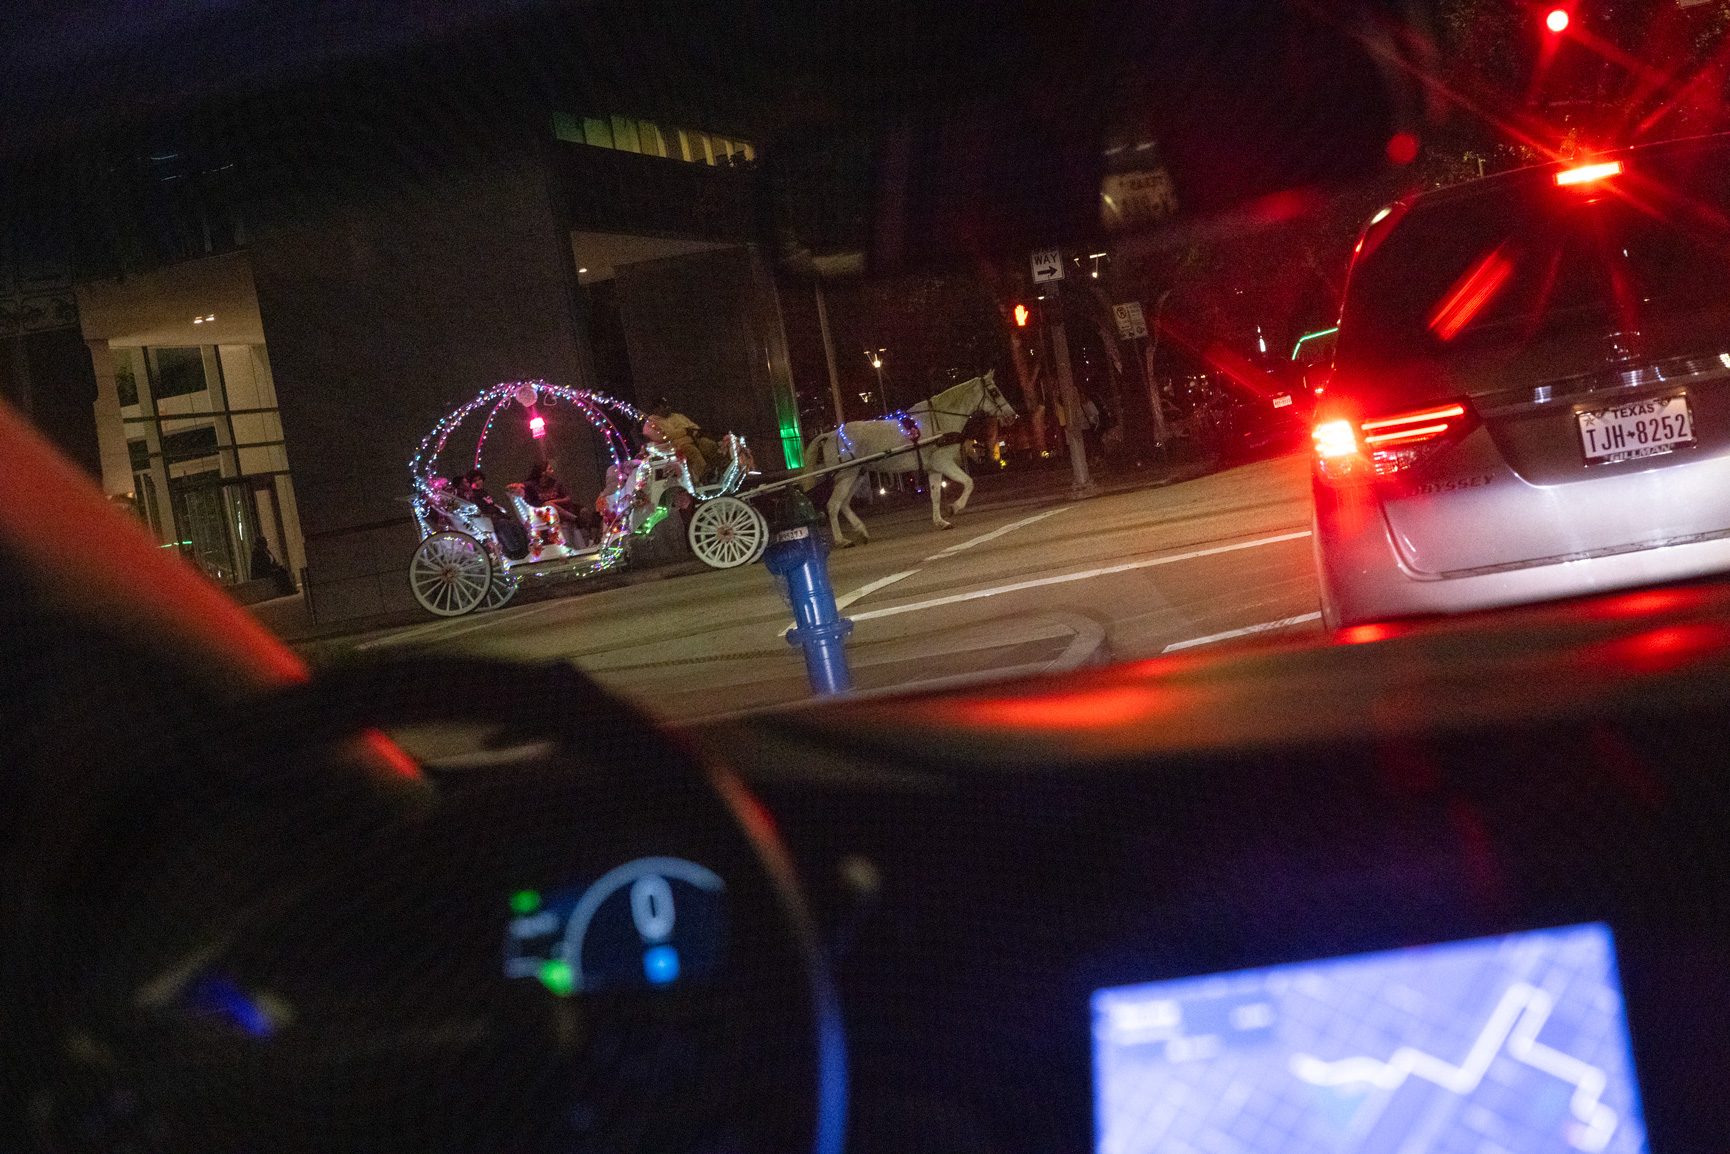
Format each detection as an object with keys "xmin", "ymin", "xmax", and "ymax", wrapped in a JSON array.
[{"xmin": 18, "ymin": 115, "xmax": 805, "ymax": 623}]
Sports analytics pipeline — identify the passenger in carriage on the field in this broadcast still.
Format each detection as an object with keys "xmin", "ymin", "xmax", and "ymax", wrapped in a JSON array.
[
  {"xmin": 523, "ymin": 460, "xmax": 597, "ymax": 547},
  {"xmin": 523, "ymin": 460, "xmax": 580, "ymax": 516},
  {"xmin": 643, "ymin": 398, "xmax": 713, "ymax": 481},
  {"xmin": 457, "ymin": 469, "xmax": 529, "ymax": 560}
]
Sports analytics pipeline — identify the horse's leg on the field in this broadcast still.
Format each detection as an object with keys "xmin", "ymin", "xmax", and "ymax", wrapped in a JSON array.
[
  {"xmin": 840, "ymin": 470, "xmax": 871, "ymax": 543},
  {"xmin": 938, "ymin": 453, "xmax": 975, "ymax": 513},
  {"xmin": 827, "ymin": 468, "xmax": 857, "ymax": 545},
  {"xmin": 930, "ymin": 469, "xmax": 952, "ymax": 530}
]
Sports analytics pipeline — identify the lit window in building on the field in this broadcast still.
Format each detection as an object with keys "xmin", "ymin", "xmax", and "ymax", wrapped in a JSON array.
[{"xmin": 554, "ymin": 113, "xmax": 752, "ymax": 166}]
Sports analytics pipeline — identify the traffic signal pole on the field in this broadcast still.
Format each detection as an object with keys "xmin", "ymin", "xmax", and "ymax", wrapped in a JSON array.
[
  {"xmin": 1046, "ymin": 280, "xmax": 1095, "ymax": 496},
  {"xmin": 814, "ymin": 281, "xmax": 847, "ymax": 428}
]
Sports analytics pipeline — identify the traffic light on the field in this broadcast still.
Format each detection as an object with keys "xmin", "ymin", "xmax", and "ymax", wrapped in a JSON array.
[
  {"xmin": 1013, "ymin": 303, "xmax": 1030, "ymax": 327},
  {"xmin": 1545, "ymin": 8, "xmax": 1568, "ymax": 33}
]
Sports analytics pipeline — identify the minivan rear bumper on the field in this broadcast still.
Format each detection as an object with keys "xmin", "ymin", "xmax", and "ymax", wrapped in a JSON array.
[{"xmin": 1313, "ymin": 478, "xmax": 1730, "ymax": 627}]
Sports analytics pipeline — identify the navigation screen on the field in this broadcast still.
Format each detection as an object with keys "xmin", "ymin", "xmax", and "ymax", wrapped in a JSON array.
[{"xmin": 1093, "ymin": 924, "xmax": 1647, "ymax": 1154}]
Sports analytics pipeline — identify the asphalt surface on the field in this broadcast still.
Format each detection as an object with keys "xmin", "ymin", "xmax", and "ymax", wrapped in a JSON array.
[{"xmin": 319, "ymin": 452, "xmax": 1322, "ymax": 723}]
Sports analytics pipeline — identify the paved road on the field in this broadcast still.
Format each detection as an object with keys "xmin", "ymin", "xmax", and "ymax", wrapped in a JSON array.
[{"xmin": 326, "ymin": 452, "xmax": 1322, "ymax": 722}]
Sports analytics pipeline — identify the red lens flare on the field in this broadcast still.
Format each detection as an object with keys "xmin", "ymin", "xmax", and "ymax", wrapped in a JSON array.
[
  {"xmin": 1428, "ymin": 246, "xmax": 1515, "ymax": 341},
  {"xmin": 1555, "ymin": 160, "xmax": 1622, "ymax": 186}
]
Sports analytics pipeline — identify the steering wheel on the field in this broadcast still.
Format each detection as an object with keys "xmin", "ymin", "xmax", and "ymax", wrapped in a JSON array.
[{"xmin": 1, "ymin": 658, "xmax": 845, "ymax": 1154}]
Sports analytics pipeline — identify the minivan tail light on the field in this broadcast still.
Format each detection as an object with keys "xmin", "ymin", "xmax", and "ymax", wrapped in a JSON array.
[{"xmin": 1313, "ymin": 402, "xmax": 1473, "ymax": 484}]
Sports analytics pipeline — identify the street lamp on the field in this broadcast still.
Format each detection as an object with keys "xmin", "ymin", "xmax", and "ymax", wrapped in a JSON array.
[{"xmin": 865, "ymin": 348, "xmax": 888, "ymax": 416}]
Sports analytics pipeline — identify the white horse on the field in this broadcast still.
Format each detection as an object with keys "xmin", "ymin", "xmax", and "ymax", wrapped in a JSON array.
[{"xmin": 803, "ymin": 370, "xmax": 1018, "ymax": 544}]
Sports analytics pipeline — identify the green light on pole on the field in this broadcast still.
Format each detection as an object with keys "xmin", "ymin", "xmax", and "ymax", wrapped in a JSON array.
[
  {"xmin": 1291, "ymin": 327, "xmax": 1339, "ymax": 361},
  {"xmin": 510, "ymin": 889, "xmax": 541, "ymax": 915},
  {"xmin": 537, "ymin": 959, "xmax": 575, "ymax": 996}
]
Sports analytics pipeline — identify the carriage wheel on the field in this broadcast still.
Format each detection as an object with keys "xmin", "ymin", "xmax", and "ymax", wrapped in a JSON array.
[
  {"xmin": 409, "ymin": 531, "xmax": 493, "ymax": 616},
  {"xmin": 687, "ymin": 496, "xmax": 768, "ymax": 569},
  {"xmin": 476, "ymin": 567, "xmax": 519, "ymax": 612}
]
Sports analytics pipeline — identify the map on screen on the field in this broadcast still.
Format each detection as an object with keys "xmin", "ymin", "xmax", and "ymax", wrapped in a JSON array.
[{"xmin": 1093, "ymin": 924, "xmax": 1647, "ymax": 1154}]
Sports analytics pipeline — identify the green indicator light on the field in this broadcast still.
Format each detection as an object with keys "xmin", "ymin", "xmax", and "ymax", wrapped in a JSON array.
[
  {"xmin": 510, "ymin": 890, "xmax": 541, "ymax": 915},
  {"xmin": 538, "ymin": 960, "xmax": 575, "ymax": 996}
]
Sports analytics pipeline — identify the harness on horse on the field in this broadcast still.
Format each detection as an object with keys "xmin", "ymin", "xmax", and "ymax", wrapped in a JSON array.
[{"xmin": 899, "ymin": 413, "xmax": 925, "ymax": 477}]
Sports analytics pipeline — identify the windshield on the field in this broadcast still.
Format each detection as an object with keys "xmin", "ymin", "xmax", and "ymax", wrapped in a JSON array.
[{"xmin": 6, "ymin": 0, "xmax": 1730, "ymax": 727}]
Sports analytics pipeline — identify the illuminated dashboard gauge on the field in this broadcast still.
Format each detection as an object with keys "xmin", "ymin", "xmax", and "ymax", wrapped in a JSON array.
[{"xmin": 504, "ymin": 857, "xmax": 725, "ymax": 995}]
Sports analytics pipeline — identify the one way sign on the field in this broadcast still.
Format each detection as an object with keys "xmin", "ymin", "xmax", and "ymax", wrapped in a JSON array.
[{"xmin": 1030, "ymin": 247, "xmax": 1063, "ymax": 283}]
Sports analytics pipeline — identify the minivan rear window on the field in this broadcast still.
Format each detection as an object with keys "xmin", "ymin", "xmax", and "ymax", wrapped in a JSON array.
[{"xmin": 1336, "ymin": 145, "xmax": 1730, "ymax": 375}]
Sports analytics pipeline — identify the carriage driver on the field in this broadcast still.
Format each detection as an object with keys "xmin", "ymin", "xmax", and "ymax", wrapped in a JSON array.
[{"xmin": 643, "ymin": 398, "xmax": 714, "ymax": 481}]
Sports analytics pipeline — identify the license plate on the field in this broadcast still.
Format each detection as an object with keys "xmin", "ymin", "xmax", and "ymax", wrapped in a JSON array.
[
  {"xmin": 1272, "ymin": 394, "xmax": 1294, "ymax": 409},
  {"xmin": 1577, "ymin": 394, "xmax": 1695, "ymax": 465}
]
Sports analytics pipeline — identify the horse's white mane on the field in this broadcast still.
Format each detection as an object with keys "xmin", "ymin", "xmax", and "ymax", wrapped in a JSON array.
[{"xmin": 906, "ymin": 372, "xmax": 989, "ymax": 415}]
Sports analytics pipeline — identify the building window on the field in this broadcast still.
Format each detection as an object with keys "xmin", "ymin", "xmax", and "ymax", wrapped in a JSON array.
[
  {"xmin": 556, "ymin": 113, "xmax": 753, "ymax": 167},
  {"xmin": 147, "ymin": 346, "xmax": 207, "ymax": 399},
  {"xmin": 116, "ymin": 356, "xmax": 139, "ymax": 407},
  {"xmin": 610, "ymin": 115, "xmax": 641, "ymax": 154},
  {"xmin": 116, "ymin": 342, "xmax": 301, "ymax": 587},
  {"xmin": 160, "ymin": 424, "xmax": 221, "ymax": 466}
]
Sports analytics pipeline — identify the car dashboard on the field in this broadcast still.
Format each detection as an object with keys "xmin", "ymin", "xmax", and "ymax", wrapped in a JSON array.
[{"xmin": 701, "ymin": 582, "xmax": 1730, "ymax": 1153}]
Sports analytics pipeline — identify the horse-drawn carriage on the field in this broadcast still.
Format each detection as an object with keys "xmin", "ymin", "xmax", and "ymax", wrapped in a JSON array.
[
  {"xmin": 405, "ymin": 372, "xmax": 1019, "ymax": 618},
  {"xmin": 407, "ymin": 381, "xmax": 755, "ymax": 617}
]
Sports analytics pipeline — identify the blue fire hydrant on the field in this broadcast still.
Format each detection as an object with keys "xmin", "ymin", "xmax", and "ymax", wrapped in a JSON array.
[{"xmin": 764, "ymin": 522, "xmax": 854, "ymax": 696}]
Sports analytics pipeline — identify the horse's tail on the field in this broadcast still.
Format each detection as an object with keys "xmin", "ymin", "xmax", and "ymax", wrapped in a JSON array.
[{"xmin": 799, "ymin": 431, "xmax": 836, "ymax": 491}]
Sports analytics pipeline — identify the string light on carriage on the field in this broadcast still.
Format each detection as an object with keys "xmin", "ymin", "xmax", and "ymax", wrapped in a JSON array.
[{"xmin": 410, "ymin": 379, "xmax": 667, "ymax": 576}]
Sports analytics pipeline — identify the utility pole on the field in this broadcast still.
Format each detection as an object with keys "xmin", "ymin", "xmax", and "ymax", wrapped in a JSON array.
[
  {"xmin": 1046, "ymin": 280, "xmax": 1094, "ymax": 496},
  {"xmin": 814, "ymin": 281, "xmax": 846, "ymax": 428},
  {"xmin": 1146, "ymin": 288, "xmax": 1173, "ymax": 458}
]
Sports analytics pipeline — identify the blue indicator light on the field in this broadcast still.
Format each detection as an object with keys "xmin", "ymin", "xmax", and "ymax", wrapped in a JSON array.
[
  {"xmin": 643, "ymin": 944, "xmax": 680, "ymax": 985},
  {"xmin": 187, "ymin": 974, "xmax": 276, "ymax": 1037}
]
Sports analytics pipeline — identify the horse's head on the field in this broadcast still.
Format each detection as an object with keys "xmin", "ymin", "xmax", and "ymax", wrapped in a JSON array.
[{"xmin": 979, "ymin": 369, "xmax": 1018, "ymax": 424}]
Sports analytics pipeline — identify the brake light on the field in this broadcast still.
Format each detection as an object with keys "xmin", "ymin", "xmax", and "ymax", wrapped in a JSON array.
[
  {"xmin": 1362, "ymin": 403, "xmax": 1465, "ymax": 446},
  {"xmin": 1313, "ymin": 402, "xmax": 1472, "ymax": 484},
  {"xmin": 1556, "ymin": 160, "xmax": 1622, "ymax": 186}
]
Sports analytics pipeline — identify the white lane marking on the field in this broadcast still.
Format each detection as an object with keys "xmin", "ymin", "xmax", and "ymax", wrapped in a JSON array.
[
  {"xmin": 357, "ymin": 597, "xmax": 567, "ymax": 650},
  {"xmin": 848, "ymin": 531, "xmax": 1313, "ymax": 623},
  {"xmin": 353, "ymin": 616, "xmax": 460, "ymax": 650},
  {"xmin": 837, "ymin": 570, "xmax": 920, "ymax": 612},
  {"xmin": 784, "ymin": 506, "xmax": 1073, "ymax": 635},
  {"xmin": 1162, "ymin": 611, "xmax": 1323, "ymax": 653},
  {"xmin": 922, "ymin": 506, "xmax": 1070, "ymax": 562}
]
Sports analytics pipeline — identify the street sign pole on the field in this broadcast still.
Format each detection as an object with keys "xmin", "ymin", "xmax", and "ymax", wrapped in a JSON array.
[
  {"xmin": 1048, "ymin": 281, "xmax": 1094, "ymax": 496},
  {"xmin": 1145, "ymin": 290, "xmax": 1173, "ymax": 461},
  {"xmin": 1143, "ymin": 336, "xmax": 1168, "ymax": 461},
  {"xmin": 1033, "ymin": 247, "xmax": 1094, "ymax": 496}
]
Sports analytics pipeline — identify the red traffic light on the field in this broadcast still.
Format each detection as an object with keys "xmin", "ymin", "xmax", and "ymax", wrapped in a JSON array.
[
  {"xmin": 1013, "ymin": 303, "xmax": 1030, "ymax": 327},
  {"xmin": 1546, "ymin": 8, "xmax": 1569, "ymax": 33}
]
